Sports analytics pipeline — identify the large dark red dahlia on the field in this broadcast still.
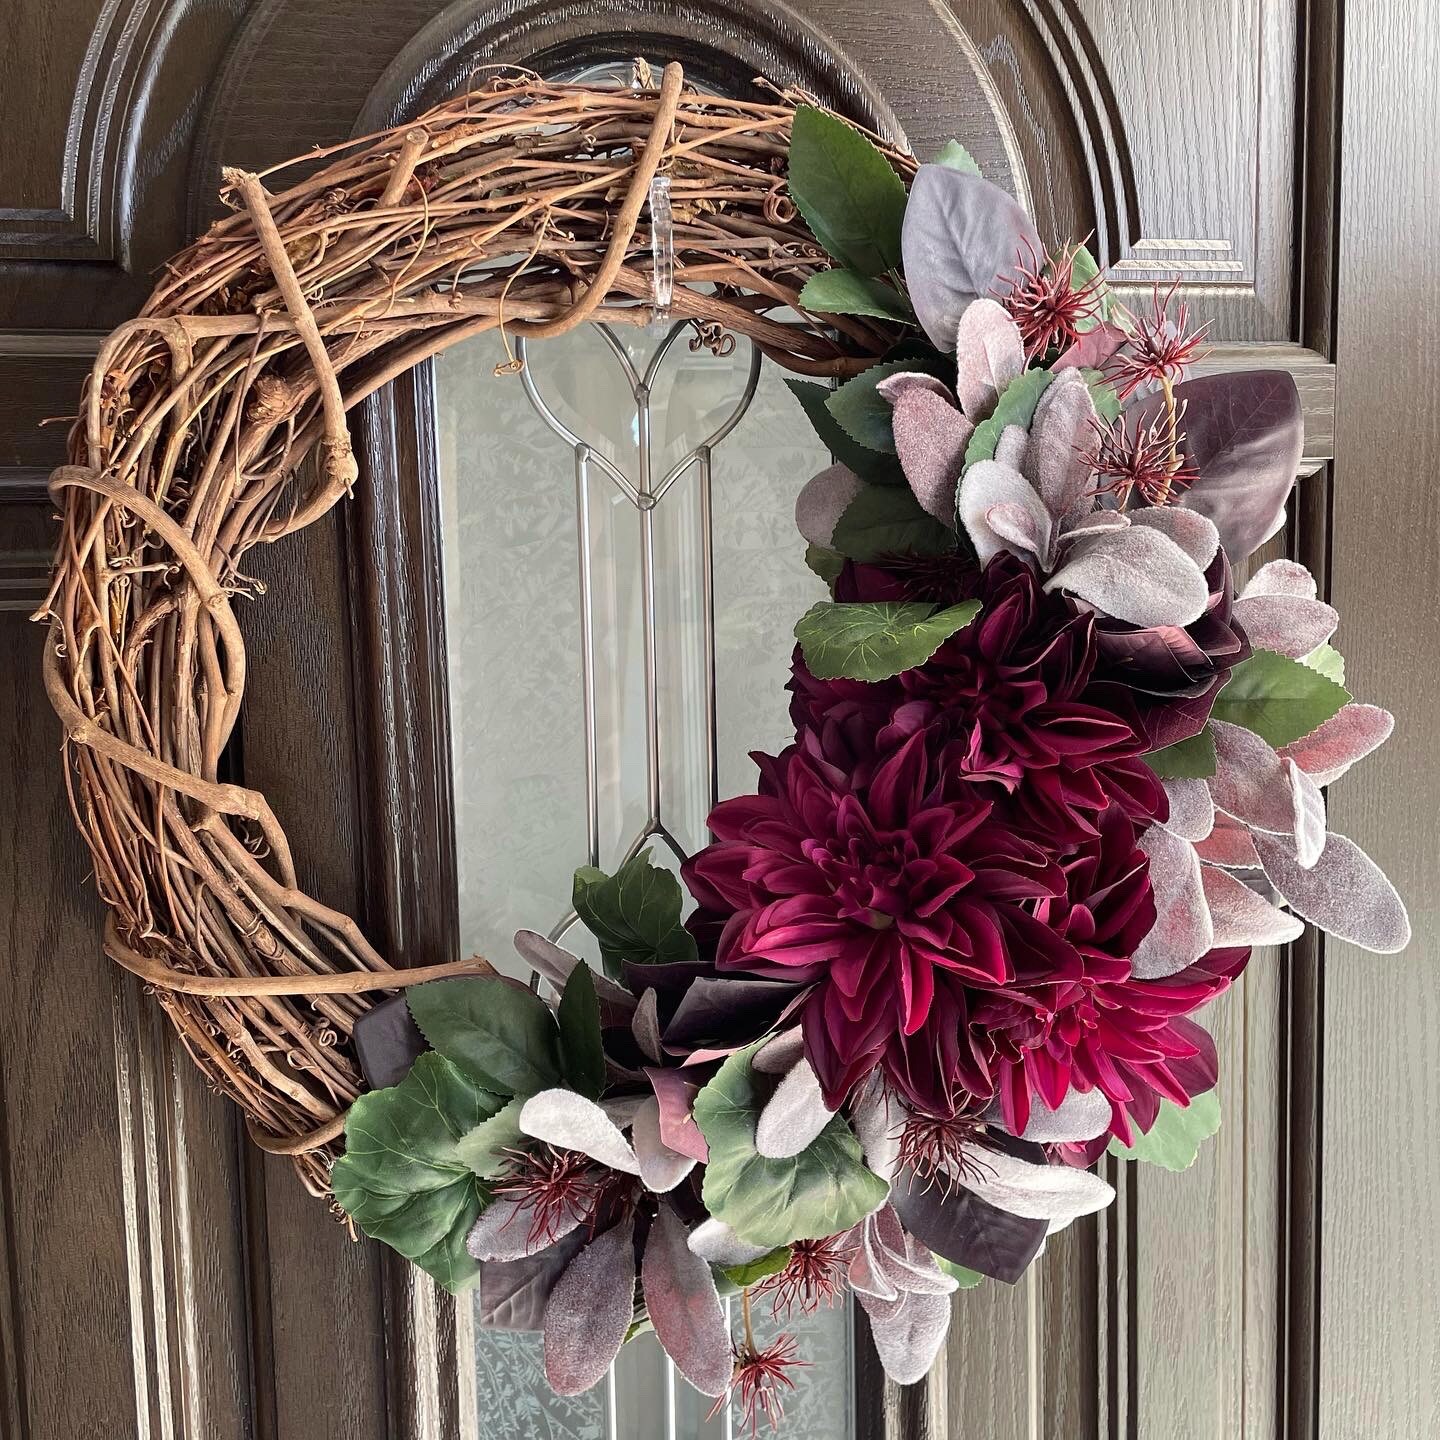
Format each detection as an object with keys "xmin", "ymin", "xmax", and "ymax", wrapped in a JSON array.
[
  {"xmin": 791, "ymin": 555, "xmax": 1166, "ymax": 844},
  {"xmin": 682, "ymin": 724, "xmax": 1154, "ymax": 1116}
]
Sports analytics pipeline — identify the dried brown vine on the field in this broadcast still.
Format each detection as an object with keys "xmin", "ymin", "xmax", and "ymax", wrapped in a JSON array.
[{"xmin": 37, "ymin": 63, "xmax": 915, "ymax": 1195}]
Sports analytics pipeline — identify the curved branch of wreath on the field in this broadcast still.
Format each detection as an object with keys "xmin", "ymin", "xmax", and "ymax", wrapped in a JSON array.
[{"xmin": 36, "ymin": 63, "xmax": 914, "ymax": 1195}]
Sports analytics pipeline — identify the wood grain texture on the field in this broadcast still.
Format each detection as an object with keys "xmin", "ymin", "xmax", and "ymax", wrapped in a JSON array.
[{"xmin": 1319, "ymin": 2, "xmax": 1440, "ymax": 1435}]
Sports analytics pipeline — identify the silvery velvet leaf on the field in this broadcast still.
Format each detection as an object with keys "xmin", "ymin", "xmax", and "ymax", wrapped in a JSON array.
[
  {"xmin": 900, "ymin": 164, "xmax": 1041, "ymax": 351},
  {"xmin": 865, "ymin": 1206, "xmax": 958, "ymax": 1297},
  {"xmin": 1022, "ymin": 371, "xmax": 1097, "ymax": 524},
  {"xmin": 957, "ymin": 460, "xmax": 1052, "ymax": 565},
  {"xmin": 1132, "ymin": 822, "xmax": 1213, "ymax": 979},
  {"xmin": 875, "ymin": 374, "xmax": 974, "ymax": 523},
  {"xmin": 951, "ymin": 297, "xmax": 1025, "ymax": 417},
  {"xmin": 544, "ymin": 1218, "xmax": 636, "ymax": 1395},
  {"xmin": 1045, "ymin": 523, "xmax": 1210, "ymax": 627},
  {"xmin": 795, "ymin": 463, "xmax": 866, "ymax": 548},
  {"xmin": 519, "ymin": 1090, "xmax": 641, "ymax": 1175},
  {"xmin": 1127, "ymin": 371, "xmax": 1304, "ymax": 563},
  {"xmin": 1194, "ymin": 813, "xmax": 1261, "ymax": 869},
  {"xmin": 850, "ymin": 1074, "xmax": 903, "ymax": 1183},
  {"xmin": 686, "ymin": 1216, "xmax": 771, "ymax": 1267},
  {"xmin": 1231, "ymin": 592, "xmax": 1340, "ymax": 659},
  {"xmin": 631, "ymin": 1095, "xmax": 696, "ymax": 1193},
  {"xmin": 993, "ymin": 422, "xmax": 1030, "ymax": 470},
  {"xmin": 1200, "ymin": 864, "xmax": 1304, "ymax": 948},
  {"xmin": 1161, "ymin": 778, "xmax": 1216, "ymax": 841},
  {"xmin": 469, "ymin": 1197, "xmax": 579, "ymax": 1263},
  {"xmin": 1241, "ymin": 559, "xmax": 1318, "ymax": 600},
  {"xmin": 1209, "ymin": 720, "xmax": 1295, "ymax": 833},
  {"xmin": 859, "ymin": 1287, "xmax": 952, "ymax": 1386},
  {"xmin": 1254, "ymin": 831, "xmax": 1411, "ymax": 954},
  {"xmin": 1280, "ymin": 703, "xmax": 1394, "ymax": 787},
  {"xmin": 999, "ymin": 1086, "xmax": 1112, "ymax": 1144},
  {"xmin": 1288, "ymin": 759, "xmax": 1328, "ymax": 868},
  {"xmin": 985, "ymin": 500, "xmax": 1050, "ymax": 560},
  {"xmin": 962, "ymin": 1147, "xmax": 1115, "ymax": 1223},
  {"xmin": 753, "ymin": 1027, "xmax": 806, "ymax": 1074},
  {"xmin": 755, "ymin": 1057, "xmax": 833, "ymax": 1159},
  {"xmin": 642, "ymin": 1205, "xmax": 733, "ymax": 1398},
  {"xmin": 631, "ymin": 988, "xmax": 663, "ymax": 1064},
  {"xmin": 1127, "ymin": 506, "xmax": 1221, "ymax": 571},
  {"xmin": 513, "ymin": 929, "xmax": 637, "ymax": 1015}
]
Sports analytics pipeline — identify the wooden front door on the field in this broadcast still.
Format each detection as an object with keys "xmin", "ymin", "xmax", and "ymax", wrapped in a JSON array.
[{"xmin": 2, "ymin": 3, "xmax": 1435, "ymax": 1438}]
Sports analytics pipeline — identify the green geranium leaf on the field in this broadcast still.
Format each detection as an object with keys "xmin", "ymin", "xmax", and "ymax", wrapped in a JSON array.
[
  {"xmin": 795, "ymin": 600, "xmax": 980, "ymax": 682},
  {"xmin": 573, "ymin": 851, "xmax": 698, "ymax": 979},
  {"xmin": 829, "ymin": 482, "xmax": 955, "ymax": 563},
  {"xmin": 825, "ymin": 360, "xmax": 919, "ymax": 454},
  {"xmin": 1209, "ymin": 648, "xmax": 1351, "ymax": 749},
  {"xmin": 332, "ymin": 1053, "xmax": 502, "ymax": 1293},
  {"xmin": 804, "ymin": 543, "xmax": 846, "ymax": 588},
  {"xmin": 1082, "ymin": 367, "xmax": 1122, "ymax": 422},
  {"xmin": 786, "ymin": 380, "xmax": 903, "ymax": 485},
  {"xmin": 557, "ymin": 963, "xmax": 606, "ymax": 1099},
  {"xmin": 1108, "ymin": 1090, "xmax": 1222, "ymax": 1172},
  {"xmin": 800, "ymin": 269, "xmax": 913, "ymax": 323},
  {"xmin": 1302, "ymin": 641, "xmax": 1345, "ymax": 685},
  {"xmin": 1143, "ymin": 725, "xmax": 1218, "ymax": 780},
  {"xmin": 936, "ymin": 1257, "xmax": 986, "ymax": 1289},
  {"xmin": 964, "ymin": 368, "xmax": 1056, "ymax": 466},
  {"xmin": 408, "ymin": 977, "xmax": 561, "ymax": 1097},
  {"xmin": 694, "ymin": 1045, "xmax": 889, "ymax": 1248},
  {"xmin": 788, "ymin": 105, "xmax": 908, "ymax": 275},
  {"xmin": 454, "ymin": 1096, "xmax": 526, "ymax": 1180},
  {"xmin": 723, "ymin": 1247, "xmax": 793, "ymax": 1288},
  {"xmin": 931, "ymin": 139, "xmax": 981, "ymax": 174}
]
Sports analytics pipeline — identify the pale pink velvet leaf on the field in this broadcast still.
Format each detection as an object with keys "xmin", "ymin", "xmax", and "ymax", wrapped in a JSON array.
[
  {"xmin": 468, "ymin": 1197, "xmax": 580, "ymax": 1263},
  {"xmin": 1132, "ymin": 823, "xmax": 1213, "ymax": 978},
  {"xmin": 1022, "ymin": 373, "xmax": 1097, "ymax": 524},
  {"xmin": 1194, "ymin": 813, "xmax": 1261, "ymax": 869},
  {"xmin": 519, "ymin": 1090, "xmax": 641, "ymax": 1175},
  {"xmin": 1231, "ymin": 593, "xmax": 1340, "ymax": 659},
  {"xmin": 877, "ymin": 380, "xmax": 973, "ymax": 524},
  {"xmin": 1280, "ymin": 703, "xmax": 1394, "ymax": 787},
  {"xmin": 1045, "ymin": 525, "xmax": 1209, "ymax": 627},
  {"xmin": 755, "ymin": 1058, "xmax": 834, "ymax": 1159},
  {"xmin": 1209, "ymin": 720, "xmax": 1295, "ymax": 833},
  {"xmin": 956, "ymin": 460, "xmax": 1049, "ymax": 564},
  {"xmin": 963, "ymin": 1148, "xmax": 1115, "ymax": 1222},
  {"xmin": 631, "ymin": 1095, "xmax": 697, "ymax": 1193},
  {"xmin": 951, "ymin": 297, "xmax": 1025, "ymax": 418},
  {"xmin": 1288, "ymin": 760, "xmax": 1328, "ymax": 868},
  {"xmin": 795, "ymin": 463, "xmax": 865, "ymax": 547},
  {"xmin": 1161, "ymin": 778, "xmax": 1216, "ymax": 842},
  {"xmin": 859, "ymin": 1288, "xmax": 952, "ymax": 1386},
  {"xmin": 543, "ymin": 1218, "xmax": 636, "ymax": 1395},
  {"xmin": 1240, "ymin": 559, "xmax": 1318, "ymax": 601},
  {"xmin": 1200, "ymin": 865, "xmax": 1304, "ymax": 948},
  {"xmin": 1127, "ymin": 506, "xmax": 1221, "ymax": 570},
  {"xmin": 642, "ymin": 1205, "xmax": 734, "ymax": 1398}
]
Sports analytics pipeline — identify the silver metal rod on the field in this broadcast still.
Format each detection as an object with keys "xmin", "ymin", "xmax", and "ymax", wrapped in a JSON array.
[
  {"xmin": 636, "ymin": 373, "xmax": 662, "ymax": 827},
  {"xmin": 576, "ymin": 445, "xmax": 600, "ymax": 868},
  {"xmin": 697, "ymin": 445, "xmax": 719, "ymax": 821}
]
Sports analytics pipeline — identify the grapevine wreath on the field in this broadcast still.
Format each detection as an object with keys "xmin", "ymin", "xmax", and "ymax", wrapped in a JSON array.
[{"xmin": 40, "ymin": 61, "xmax": 1409, "ymax": 1428}]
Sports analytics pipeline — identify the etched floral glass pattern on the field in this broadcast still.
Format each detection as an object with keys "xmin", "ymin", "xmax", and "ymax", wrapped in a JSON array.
[{"xmin": 434, "ymin": 321, "xmax": 856, "ymax": 1438}]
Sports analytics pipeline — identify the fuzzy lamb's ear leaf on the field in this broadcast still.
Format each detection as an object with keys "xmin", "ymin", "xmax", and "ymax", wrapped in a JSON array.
[
  {"xmin": 1109, "ymin": 1091, "xmax": 1221, "ymax": 1172},
  {"xmin": 1231, "ymin": 592, "xmax": 1339, "ymax": 659},
  {"xmin": 859, "ymin": 1287, "xmax": 953, "ymax": 1386},
  {"xmin": 543, "ymin": 1218, "xmax": 636, "ymax": 1395},
  {"xmin": 876, "ymin": 374, "xmax": 973, "ymax": 522},
  {"xmin": 1128, "ymin": 371, "xmax": 1303, "ymax": 563},
  {"xmin": 1126, "ymin": 507, "xmax": 1221, "ymax": 571},
  {"xmin": 1209, "ymin": 719, "xmax": 1295, "ymax": 833},
  {"xmin": 951, "ymin": 298, "xmax": 1025, "ymax": 418},
  {"xmin": 642, "ymin": 1206, "xmax": 733, "ymax": 1398},
  {"xmin": 901, "ymin": 164, "xmax": 1041, "ymax": 351},
  {"xmin": 519, "ymin": 1090, "xmax": 642, "ymax": 1175},
  {"xmin": 755, "ymin": 1058, "xmax": 834, "ymax": 1159},
  {"xmin": 962, "ymin": 1147, "xmax": 1115, "ymax": 1223},
  {"xmin": 1241, "ymin": 559, "xmax": 1318, "ymax": 600},
  {"xmin": 631, "ymin": 1096, "xmax": 697, "ymax": 1193},
  {"xmin": 1022, "ymin": 371, "xmax": 1097, "ymax": 524},
  {"xmin": 1253, "ymin": 831, "xmax": 1411, "ymax": 954},
  {"xmin": 1199, "ymin": 865, "xmax": 1305, "ymax": 948},
  {"xmin": 686, "ymin": 1217, "xmax": 772, "ymax": 1267},
  {"xmin": 1279, "ymin": 703, "xmax": 1394, "ymax": 787},
  {"xmin": 1288, "ymin": 759, "xmax": 1328, "ymax": 868},
  {"xmin": 956, "ymin": 459, "xmax": 1051, "ymax": 565},
  {"xmin": 1044, "ymin": 524, "xmax": 1209, "ymax": 628},
  {"xmin": 468, "ymin": 1196, "xmax": 580, "ymax": 1263},
  {"xmin": 795, "ymin": 463, "xmax": 866, "ymax": 548},
  {"xmin": 1160, "ymin": 778, "xmax": 1216, "ymax": 841},
  {"xmin": 1131, "ymin": 823, "xmax": 1213, "ymax": 978}
]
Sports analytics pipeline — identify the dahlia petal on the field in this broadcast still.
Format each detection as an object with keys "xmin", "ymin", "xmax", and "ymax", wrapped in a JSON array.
[
  {"xmin": 795, "ymin": 463, "xmax": 865, "ymax": 547},
  {"xmin": 631, "ymin": 1096, "xmax": 697, "ymax": 1193},
  {"xmin": 1280, "ymin": 703, "xmax": 1394, "ymax": 787},
  {"xmin": 1288, "ymin": 759, "xmax": 1328, "ymax": 868},
  {"xmin": 858, "ymin": 1287, "xmax": 952, "ymax": 1386},
  {"xmin": 1199, "ymin": 865, "xmax": 1304, "ymax": 948},
  {"xmin": 468, "ymin": 1197, "xmax": 581, "ymax": 1263},
  {"xmin": 962, "ymin": 1147, "xmax": 1115, "ymax": 1223},
  {"xmin": 686, "ymin": 1217, "xmax": 771, "ymax": 1266},
  {"xmin": 1209, "ymin": 720, "xmax": 1294, "ymax": 833},
  {"xmin": 1230, "ymin": 593, "xmax": 1339, "ymax": 658},
  {"xmin": 1045, "ymin": 525, "xmax": 1209, "ymax": 627},
  {"xmin": 1127, "ymin": 507, "xmax": 1221, "ymax": 571},
  {"xmin": 950, "ymin": 297, "xmax": 1026, "ymax": 417},
  {"xmin": 1023, "ymin": 372, "xmax": 1097, "ymax": 524},
  {"xmin": 1131, "ymin": 823, "xmax": 1213, "ymax": 979},
  {"xmin": 956, "ymin": 459, "xmax": 1053, "ymax": 566},
  {"xmin": 876, "ymin": 375, "xmax": 973, "ymax": 523},
  {"xmin": 519, "ymin": 1090, "xmax": 642, "ymax": 1176},
  {"xmin": 755, "ymin": 1058, "xmax": 834, "ymax": 1159},
  {"xmin": 1240, "ymin": 559, "xmax": 1318, "ymax": 601},
  {"xmin": 543, "ymin": 1218, "xmax": 636, "ymax": 1395},
  {"xmin": 992, "ymin": 1085, "xmax": 1112, "ymax": 1144},
  {"xmin": 1161, "ymin": 778, "xmax": 1216, "ymax": 841},
  {"xmin": 642, "ymin": 1205, "xmax": 732, "ymax": 1398},
  {"xmin": 1253, "ymin": 830, "xmax": 1411, "ymax": 954}
]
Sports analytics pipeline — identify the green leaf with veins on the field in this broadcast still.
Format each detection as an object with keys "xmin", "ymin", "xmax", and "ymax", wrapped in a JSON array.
[
  {"xmin": 723, "ymin": 1248, "xmax": 793, "ymax": 1288},
  {"xmin": 1301, "ymin": 641, "xmax": 1345, "ymax": 685},
  {"xmin": 787, "ymin": 106, "xmax": 908, "ymax": 275},
  {"xmin": 804, "ymin": 543, "xmax": 846, "ymax": 588},
  {"xmin": 408, "ymin": 976, "xmax": 561, "ymax": 1097},
  {"xmin": 1209, "ymin": 648, "xmax": 1351, "ymax": 748},
  {"xmin": 1067, "ymin": 243, "xmax": 1112, "ymax": 326},
  {"xmin": 1082, "ymin": 368, "xmax": 1122, "ymax": 421},
  {"xmin": 557, "ymin": 963, "xmax": 606, "ymax": 1099},
  {"xmin": 963, "ymin": 368, "xmax": 1056, "ymax": 466},
  {"xmin": 332, "ymin": 1053, "xmax": 502, "ymax": 1293},
  {"xmin": 799, "ymin": 269, "xmax": 914, "ymax": 322},
  {"xmin": 694, "ymin": 1045, "xmax": 889, "ymax": 1249},
  {"xmin": 786, "ymin": 380, "xmax": 903, "ymax": 485},
  {"xmin": 829, "ymin": 482, "xmax": 955, "ymax": 563},
  {"xmin": 573, "ymin": 850, "xmax": 698, "ymax": 978},
  {"xmin": 454, "ymin": 1096, "xmax": 526, "ymax": 1180},
  {"xmin": 825, "ymin": 360, "xmax": 919, "ymax": 454},
  {"xmin": 1108, "ymin": 1090, "xmax": 1222, "ymax": 1172},
  {"xmin": 1143, "ymin": 725, "xmax": 1218, "ymax": 780},
  {"xmin": 796, "ymin": 600, "xmax": 980, "ymax": 682},
  {"xmin": 931, "ymin": 139, "xmax": 981, "ymax": 174}
]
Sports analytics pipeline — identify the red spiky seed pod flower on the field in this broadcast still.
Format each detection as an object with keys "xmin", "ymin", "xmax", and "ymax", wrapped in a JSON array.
[
  {"xmin": 893, "ymin": 1104, "xmax": 994, "ymax": 1197},
  {"xmin": 1086, "ymin": 408, "xmax": 1199, "ymax": 508},
  {"xmin": 757, "ymin": 1235, "xmax": 855, "ymax": 1318},
  {"xmin": 492, "ymin": 1144, "xmax": 612, "ymax": 1248},
  {"xmin": 1106, "ymin": 278, "xmax": 1212, "ymax": 402},
  {"xmin": 710, "ymin": 1321, "xmax": 809, "ymax": 1438},
  {"xmin": 998, "ymin": 239, "xmax": 1103, "ymax": 359}
]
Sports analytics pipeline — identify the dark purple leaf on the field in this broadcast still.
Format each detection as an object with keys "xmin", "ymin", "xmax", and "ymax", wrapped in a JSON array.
[
  {"xmin": 644, "ymin": 1066, "xmax": 710, "ymax": 1162},
  {"xmin": 661, "ymin": 976, "xmax": 807, "ymax": 1052},
  {"xmin": 352, "ymin": 993, "xmax": 426, "ymax": 1090},
  {"xmin": 477, "ymin": 1232, "xmax": 586, "ymax": 1331},
  {"xmin": 890, "ymin": 1169, "xmax": 1047, "ymax": 1283}
]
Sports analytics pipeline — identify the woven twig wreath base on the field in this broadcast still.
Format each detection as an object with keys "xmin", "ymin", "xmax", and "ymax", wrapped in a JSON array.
[{"xmin": 38, "ymin": 62, "xmax": 914, "ymax": 1195}]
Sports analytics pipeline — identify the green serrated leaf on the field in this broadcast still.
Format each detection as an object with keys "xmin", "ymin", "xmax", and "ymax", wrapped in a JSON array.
[
  {"xmin": 795, "ymin": 600, "xmax": 980, "ymax": 682},
  {"xmin": 964, "ymin": 368, "xmax": 1056, "ymax": 466},
  {"xmin": 825, "ymin": 360, "xmax": 919, "ymax": 454},
  {"xmin": 788, "ymin": 106, "xmax": 908, "ymax": 275},
  {"xmin": 407, "ymin": 977, "xmax": 561, "ymax": 1097},
  {"xmin": 557, "ymin": 963, "xmax": 606, "ymax": 1099},
  {"xmin": 799, "ymin": 269, "xmax": 913, "ymax": 323},
  {"xmin": 786, "ymin": 379, "xmax": 903, "ymax": 485},
  {"xmin": 804, "ymin": 543, "xmax": 845, "ymax": 588},
  {"xmin": 1143, "ymin": 725, "xmax": 1218, "ymax": 780},
  {"xmin": 935, "ymin": 1257, "xmax": 986, "ymax": 1289},
  {"xmin": 1067, "ymin": 244, "xmax": 1112, "ymax": 327},
  {"xmin": 454, "ymin": 1096, "xmax": 526, "ymax": 1180},
  {"xmin": 723, "ymin": 1247, "xmax": 793, "ymax": 1288},
  {"xmin": 829, "ymin": 482, "xmax": 955, "ymax": 563},
  {"xmin": 1209, "ymin": 648, "xmax": 1351, "ymax": 748},
  {"xmin": 931, "ymin": 139, "xmax": 981, "ymax": 175},
  {"xmin": 1081, "ymin": 368, "xmax": 1121, "ymax": 422},
  {"xmin": 1301, "ymin": 641, "xmax": 1345, "ymax": 685},
  {"xmin": 573, "ymin": 851, "xmax": 698, "ymax": 979},
  {"xmin": 1108, "ymin": 1090, "xmax": 1222, "ymax": 1172},
  {"xmin": 332, "ymin": 1053, "xmax": 502, "ymax": 1293},
  {"xmin": 694, "ymin": 1045, "xmax": 889, "ymax": 1248}
]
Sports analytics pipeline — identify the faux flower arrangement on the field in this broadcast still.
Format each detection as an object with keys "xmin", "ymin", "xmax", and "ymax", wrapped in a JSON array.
[{"xmin": 334, "ymin": 108, "xmax": 1408, "ymax": 1430}]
